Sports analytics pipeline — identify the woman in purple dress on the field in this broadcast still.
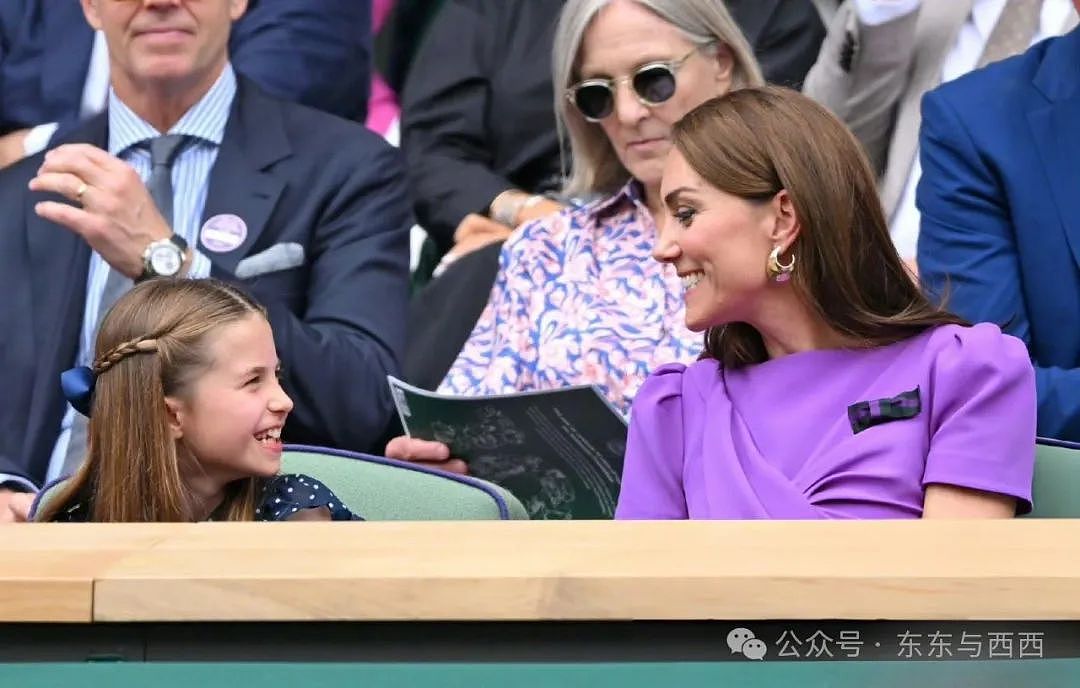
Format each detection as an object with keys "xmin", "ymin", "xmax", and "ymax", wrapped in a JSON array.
[{"xmin": 616, "ymin": 86, "xmax": 1037, "ymax": 520}]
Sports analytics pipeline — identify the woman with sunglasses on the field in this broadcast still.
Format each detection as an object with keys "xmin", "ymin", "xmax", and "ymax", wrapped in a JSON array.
[{"xmin": 385, "ymin": 0, "xmax": 764, "ymax": 473}]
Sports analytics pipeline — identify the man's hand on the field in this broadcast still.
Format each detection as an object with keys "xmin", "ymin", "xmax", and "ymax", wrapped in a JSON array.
[
  {"xmin": 28, "ymin": 144, "xmax": 175, "ymax": 278},
  {"xmin": 0, "ymin": 129, "xmax": 31, "ymax": 169},
  {"xmin": 0, "ymin": 488, "xmax": 34, "ymax": 523},
  {"xmin": 384, "ymin": 436, "xmax": 469, "ymax": 475}
]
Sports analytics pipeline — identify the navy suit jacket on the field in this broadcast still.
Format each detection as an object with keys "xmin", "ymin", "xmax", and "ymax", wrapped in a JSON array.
[
  {"xmin": 0, "ymin": 0, "xmax": 371, "ymax": 134},
  {"xmin": 917, "ymin": 28, "xmax": 1080, "ymax": 442},
  {"xmin": 0, "ymin": 78, "xmax": 411, "ymax": 488}
]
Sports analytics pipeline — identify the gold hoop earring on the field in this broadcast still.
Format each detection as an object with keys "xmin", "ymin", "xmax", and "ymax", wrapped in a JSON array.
[{"xmin": 766, "ymin": 246, "xmax": 795, "ymax": 283}]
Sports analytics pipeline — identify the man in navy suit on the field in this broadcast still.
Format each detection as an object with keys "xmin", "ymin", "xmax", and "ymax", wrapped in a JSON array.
[
  {"xmin": 917, "ymin": 2, "xmax": 1080, "ymax": 443},
  {"xmin": 0, "ymin": 0, "xmax": 410, "ymax": 520},
  {"xmin": 0, "ymin": 0, "xmax": 370, "ymax": 165}
]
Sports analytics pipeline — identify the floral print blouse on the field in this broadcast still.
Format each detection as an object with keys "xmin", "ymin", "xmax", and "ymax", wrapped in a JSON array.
[{"xmin": 439, "ymin": 181, "xmax": 702, "ymax": 414}]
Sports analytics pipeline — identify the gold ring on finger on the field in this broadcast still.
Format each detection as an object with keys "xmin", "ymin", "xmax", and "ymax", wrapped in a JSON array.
[{"xmin": 76, "ymin": 182, "xmax": 88, "ymax": 201}]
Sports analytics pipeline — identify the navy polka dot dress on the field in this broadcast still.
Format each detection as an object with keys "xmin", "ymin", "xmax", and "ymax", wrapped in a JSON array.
[
  {"xmin": 256, "ymin": 474, "xmax": 362, "ymax": 521},
  {"xmin": 46, "ymin": 474, "xmax": 362, "ymax": 522}
]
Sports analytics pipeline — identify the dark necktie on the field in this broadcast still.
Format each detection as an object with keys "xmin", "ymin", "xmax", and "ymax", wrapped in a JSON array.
[{"xmin": 61, "ymin": 134, "xmax": 190, "ymax": 477}]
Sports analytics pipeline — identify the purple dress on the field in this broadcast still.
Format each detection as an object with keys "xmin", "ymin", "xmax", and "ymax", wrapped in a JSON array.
[{"xmin": 616, "ymin": 324, "xmax": 1036, "ymax": 519}]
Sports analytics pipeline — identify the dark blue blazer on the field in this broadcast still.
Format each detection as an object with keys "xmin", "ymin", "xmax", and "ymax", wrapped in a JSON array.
[
  {"xmin": 917, "ymin": 28, "xmax": 1080, "ymax": 442},
  {"xmin": 0, "ymin": 78, "xmax": 411, "ymax": 488},
  {"xmin": 0, "ymin": 0, "xmax": 371, "ymax": 134}
]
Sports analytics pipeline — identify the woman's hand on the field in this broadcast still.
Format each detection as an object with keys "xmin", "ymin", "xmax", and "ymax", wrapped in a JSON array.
[
  {"xmin": 515, "ymin": 197, "xmax": 565, "ymax": 226},
  {"xmin": 384, "ymin": 436, "xmax": 469, "ymax": 475},
  {"xmin": 451, "ymin": 213, "xmax": 513, "ymax": 256},
  {"xmin": 434, "ymin": 192, "xmax": 567, "ymax": 277},
  {"xmin": 440, "ymin": 195, "xmax": 566, "ymax": 270}
]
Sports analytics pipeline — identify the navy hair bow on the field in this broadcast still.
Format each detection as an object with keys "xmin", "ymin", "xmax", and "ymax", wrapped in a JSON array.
[{"xmin": 61, "ymin": 366, "xmax": 96, "ymax": 417}]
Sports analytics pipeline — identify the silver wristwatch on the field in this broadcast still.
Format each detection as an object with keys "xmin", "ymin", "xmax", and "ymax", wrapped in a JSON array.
[{"xmin": 141, "ymin": 234, "xmax": 189, "ymax": 280}]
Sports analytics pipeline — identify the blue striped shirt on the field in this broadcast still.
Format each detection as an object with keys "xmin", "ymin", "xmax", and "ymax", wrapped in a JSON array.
[{"xmin": 44, "ymin": 64, "xmax": 238, "ymax": 485}]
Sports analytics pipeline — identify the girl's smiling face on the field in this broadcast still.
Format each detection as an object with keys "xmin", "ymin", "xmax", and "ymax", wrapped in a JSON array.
[{"xmin": 166, "ymin": 313, "xmax": 293, "ymax": 483}]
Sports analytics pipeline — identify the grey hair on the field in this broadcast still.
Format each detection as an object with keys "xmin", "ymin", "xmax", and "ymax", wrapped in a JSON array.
[{"xmin": 552, "ymin": 0, "xmax": 765, "ymax": 198}]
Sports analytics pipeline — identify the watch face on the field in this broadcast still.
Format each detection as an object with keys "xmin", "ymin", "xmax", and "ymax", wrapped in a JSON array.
[{"xmin": 149, "ymin": 244, "xmax": 183, "ymax": 276}]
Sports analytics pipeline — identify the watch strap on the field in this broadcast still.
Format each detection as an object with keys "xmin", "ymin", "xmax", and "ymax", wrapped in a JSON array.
[{"xmin": 169, "ymin": 233, "xmax": 188, "ymax": 252}]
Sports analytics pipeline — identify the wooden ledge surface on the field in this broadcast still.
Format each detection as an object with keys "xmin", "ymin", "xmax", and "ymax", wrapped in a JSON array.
[
  {"xmin": 6, "ymin": 520, "xmax": 1080, "ymax": 622},
  {"xmin": 2, "ymin": 524, "xmax": 182, "ymax": 622}
]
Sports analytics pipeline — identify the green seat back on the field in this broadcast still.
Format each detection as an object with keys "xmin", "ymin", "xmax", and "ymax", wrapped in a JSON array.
[
  {"xmin": 279, "ymin": 445, "xmax": 528, "ymax": 520},
  {"xmin": 39, "ymin": 438, "xmax": 1071, "ymax": 521},
  {"xmin": 32, "ymin": 445, "xmax": 528, "ymax": 522},
  {"xmin": 30, "ymin": 478, "xmax": 67, "ymax": 521},
  {"xmin": 1027, "ymin": 438, "xmax": 1080, "ymax": 518}
]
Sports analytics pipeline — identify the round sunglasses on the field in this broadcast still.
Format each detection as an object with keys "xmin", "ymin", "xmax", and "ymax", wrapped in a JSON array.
[{"xmin": 566, "ymin": 46, "xmax": 705, "ymax": 122}]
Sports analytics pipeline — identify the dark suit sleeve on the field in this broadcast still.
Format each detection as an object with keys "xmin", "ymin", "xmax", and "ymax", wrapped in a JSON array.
[
  {"xmin": 0, "ymin": 11, "xmax": 8, "ymax": 131},
  {"xmin": 917, "ymin": 90, "xmax": 1080, "ymax": 441},
  {"xmin": 0, "ymin": 1, "xmax": 20, "ymax": 65},
  {"xmin": 0, "ymin": 462, "xmax": 35, "ymax": 491},
  {"xmin": 729, "ymin": 0, "xmax": 826, "ymax": 89},
  {"xmin": 400, "ymin": 0, "xmax": 511, "ymax": 250},
  {"xmin": 230, "ymin": 0, "xmax": 372, "ymax": 121},
  {"xmin": 379, "ymin": 0, "xmax": 447, "ymax": 94},
  {"xmin": 404, "ymin": 239, "xmax": 503, "ymax": 390},
  {"xmin": 0, "ymin": 9, "xmax": 8, "ymax": 64},
  {"xmin": 222, "ymin": 143, "xmax": 411, "ymax": 453}
]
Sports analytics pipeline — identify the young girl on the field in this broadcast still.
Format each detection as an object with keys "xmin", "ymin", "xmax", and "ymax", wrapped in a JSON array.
[{"xmin": 38, "ymin": 278, "xmax": 360, "ymax": 523}]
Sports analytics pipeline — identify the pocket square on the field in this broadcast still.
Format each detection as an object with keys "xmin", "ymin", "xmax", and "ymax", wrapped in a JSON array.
[
  {"xmin": 847, "ymin": 387, "xmax": 921, "ymax": 435},
  {"xmin": 235, "ymin": 242, "xmax": 305, "ymax": 279}
]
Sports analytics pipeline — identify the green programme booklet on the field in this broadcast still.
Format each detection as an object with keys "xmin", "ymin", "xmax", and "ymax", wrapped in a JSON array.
[{"xmin": 388, "ymin": 376, "xmax": 628, "ymax": 519}]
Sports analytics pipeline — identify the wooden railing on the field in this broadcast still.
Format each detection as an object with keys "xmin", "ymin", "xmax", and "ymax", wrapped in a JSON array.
[{"xmin": 5, "ymin": 520, "xmax": 1080, "ymax": 623}]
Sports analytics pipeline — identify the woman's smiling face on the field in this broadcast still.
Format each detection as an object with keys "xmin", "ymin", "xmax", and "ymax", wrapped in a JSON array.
[{"xmin": 655, "ymin": 149, "xmax": 782, "ymax": 332}]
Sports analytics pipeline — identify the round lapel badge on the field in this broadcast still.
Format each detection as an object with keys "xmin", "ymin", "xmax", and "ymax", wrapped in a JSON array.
[{"xmin": 199, "ymin": 214, "xmax": 248, "ymax": 253}]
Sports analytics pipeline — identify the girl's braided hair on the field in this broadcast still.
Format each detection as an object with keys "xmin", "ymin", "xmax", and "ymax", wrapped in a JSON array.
[
  {"xmin": 38, "ymin": 278, "xmax": 268, "ymax": 523},
  {"xmin": 93, "ymin": 337, "xmax": 161, "ymax": 375}
]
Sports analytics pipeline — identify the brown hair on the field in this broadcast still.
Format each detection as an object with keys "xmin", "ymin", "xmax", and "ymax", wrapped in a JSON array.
[
  {"xmin": 670, "ymin": 86, "xmax": 966, "ymax": 367},
  {"xmin": 39, "ymin": 278, "xmax": 269, "ymax": 522}
]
